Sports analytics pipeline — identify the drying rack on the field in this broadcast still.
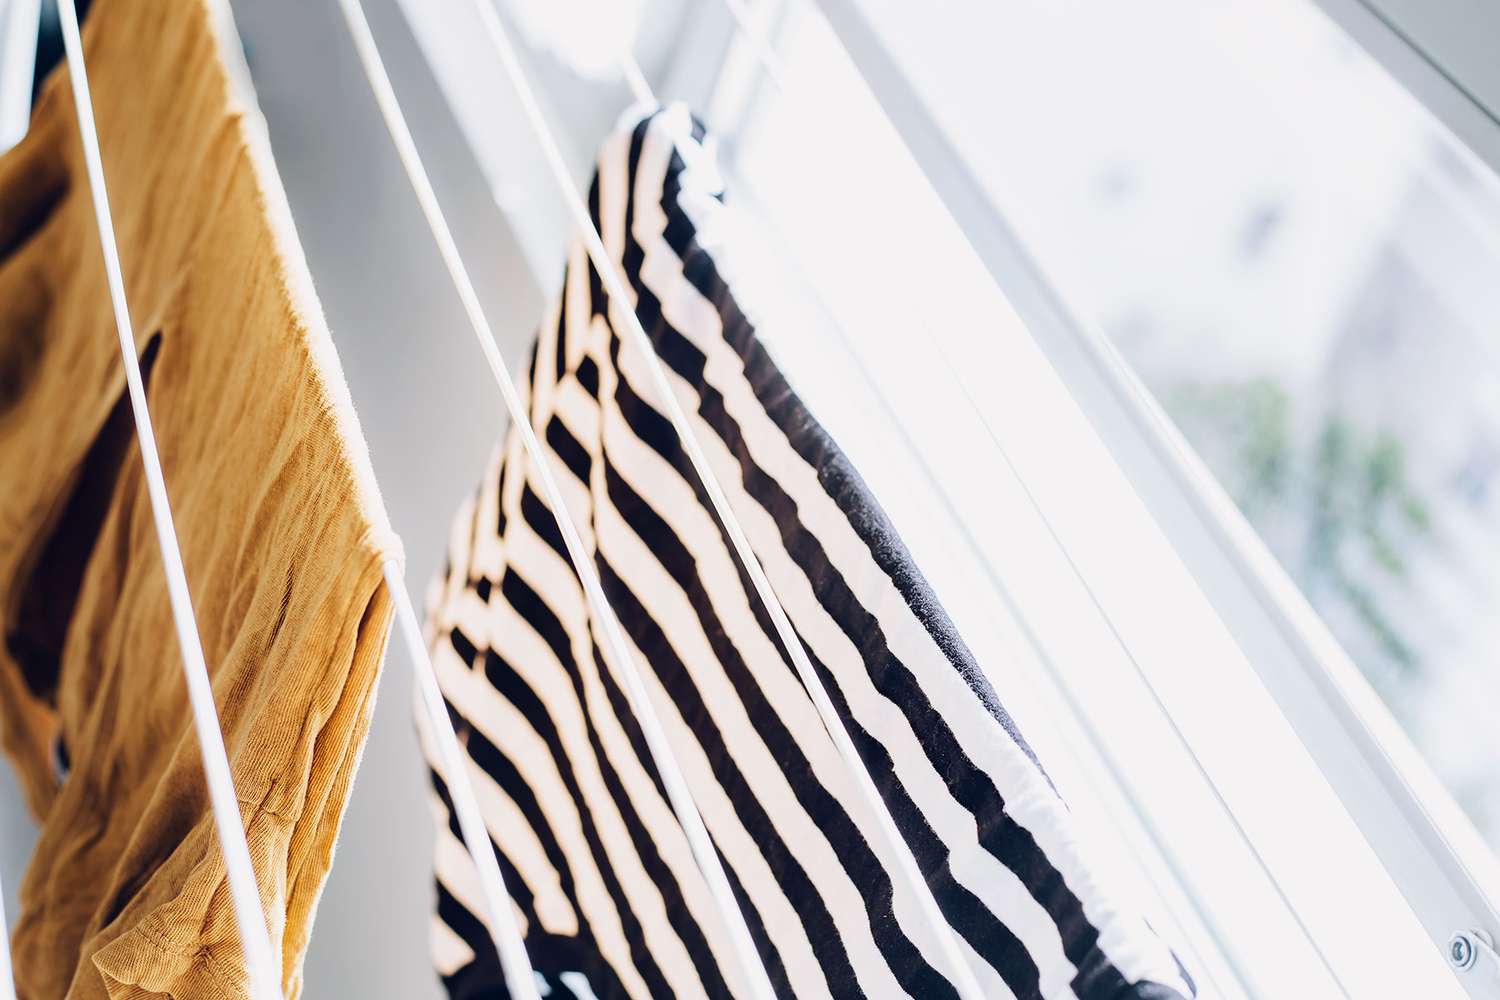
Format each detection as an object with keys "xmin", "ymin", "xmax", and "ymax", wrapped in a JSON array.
[{"xmin": 3, "ymin": 0, "xmax": 1452, "ymax": 997}]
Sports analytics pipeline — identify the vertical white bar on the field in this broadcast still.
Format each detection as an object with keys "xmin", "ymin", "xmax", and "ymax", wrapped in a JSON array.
[
  {"xmin": 384, "ymin": 561, "xmax": 541, "ymax": 1000},
  {"xmin": 53, "ymin": 3, "xmax": 282, "ymax": 997}
]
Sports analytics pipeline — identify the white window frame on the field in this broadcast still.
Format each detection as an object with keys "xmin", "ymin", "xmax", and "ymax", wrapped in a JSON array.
[{"xmin": 1310, "ymin": 0, "xmax": 1500, "ymax": 180}]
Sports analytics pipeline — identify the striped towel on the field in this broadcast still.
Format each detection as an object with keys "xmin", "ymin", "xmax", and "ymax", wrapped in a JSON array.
[{"xmin": 419, "ymin": 104, "xmax": 1195, "ymax": 1000}]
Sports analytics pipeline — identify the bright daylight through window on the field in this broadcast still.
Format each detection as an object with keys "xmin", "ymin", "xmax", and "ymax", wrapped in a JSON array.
[{"xmin": 890, "ymin": 0, "xmax": 1500, "ymax": 851}]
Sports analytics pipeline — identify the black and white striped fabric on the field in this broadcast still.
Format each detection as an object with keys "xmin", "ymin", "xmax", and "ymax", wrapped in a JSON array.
[{"xmin": 419, "ymin": 105, "xmax": 1196, "ymax": 1000}]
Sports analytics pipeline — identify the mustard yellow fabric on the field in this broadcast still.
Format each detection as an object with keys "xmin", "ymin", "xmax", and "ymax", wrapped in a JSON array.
[{"xmin": 0, "ymin": 0, "xmax": 400, "ymax": 996}]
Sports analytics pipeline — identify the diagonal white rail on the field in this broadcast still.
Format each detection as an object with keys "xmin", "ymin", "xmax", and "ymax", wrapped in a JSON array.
[
  {"xmin": 383, "ymin": 560, "xmax": 541, "ymax": 1000},
  {"xmin": 333, "ymin": 2, "xmax": 776, "ymax": 998},
  {"xmin": 718, "ymin": 0, "xmax": 789, "ymax": 93},
  {"xmin": 473, "ymin": 0, "xmax": 987, "ymax": 994},
  {"xmin": 55, "ymin": 3, "xmax": 282, "ymax": 998}
]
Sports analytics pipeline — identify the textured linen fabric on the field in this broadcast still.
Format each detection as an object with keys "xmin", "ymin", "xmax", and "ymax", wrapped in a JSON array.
[
  {"xmin": 421, "ymin": 105, "xmax": 1195, "ymax": 1000},
  {"xmin": 0, "ymin": 0, "xmax": 400, "ymax": 996}
]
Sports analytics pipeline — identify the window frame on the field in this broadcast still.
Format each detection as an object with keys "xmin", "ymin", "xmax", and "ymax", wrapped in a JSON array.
[{"xmin": 1309, "ymin": 0, "xmax": 1500, "ymax": 180}]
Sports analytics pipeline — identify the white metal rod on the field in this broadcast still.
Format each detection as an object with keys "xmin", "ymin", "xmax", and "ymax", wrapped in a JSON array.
[
  {"xmin": 334, "ymin": 3, "xmax": 774, "ymax": 997},
  {"xmin": 719, "ymin": 0, "xmax": 789, "ymax": 93},
  {"xmin": 331, "ymin": 11, "xmax": 542, "ymax": 997},
  {"xmin": 383, "ymin": 560, "xmax": 540, "ymax": 1000},
  {"xmin": 620, "ymin": 53, "xmax": 654, "ymax": 107},
  {"xmin": 477, "ymin": 1, "xmax": 986, "ymax": 994},
  {"xmin": 949, "ymin": 363, "xmax": 1353, "ymax": 999},
  {"xmin": 55, "ymin": 3, "xmax": 281, "ymax": 999}
]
